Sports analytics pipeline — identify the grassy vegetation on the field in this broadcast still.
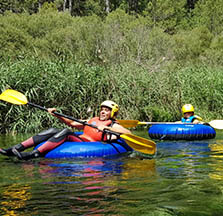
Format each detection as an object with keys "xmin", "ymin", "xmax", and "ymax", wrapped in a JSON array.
[
  {"xmin": 1, "ymin": 59, "xmax": 223, "ymax": 133},
  {"xmin": 1, "ymin": 9, "xmax": 223, "ymax": 133}
]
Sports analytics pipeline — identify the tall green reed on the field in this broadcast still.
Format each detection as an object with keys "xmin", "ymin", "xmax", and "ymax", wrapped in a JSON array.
[{"xmin": 1, "ymin": 59, "xmax": 223, "ymax": 133}]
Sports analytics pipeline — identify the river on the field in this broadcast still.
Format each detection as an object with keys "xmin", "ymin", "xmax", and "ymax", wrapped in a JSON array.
[{"xmin": 1, "ymin": 130, "xmax": 223, "ymax": 215}]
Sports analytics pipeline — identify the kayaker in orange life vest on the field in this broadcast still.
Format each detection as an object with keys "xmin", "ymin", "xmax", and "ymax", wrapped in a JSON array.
[{"xmin": 0, "ymin": 100, "xmax": 131, "ymax": 160}]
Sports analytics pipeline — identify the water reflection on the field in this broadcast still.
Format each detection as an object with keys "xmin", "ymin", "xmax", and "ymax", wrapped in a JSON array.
[
  {"xmin": 157, "ymin": 140, "xmax": 211, "ymax": 158},
  {"xmin": 37, "ymin": 157, "xmax": 156, "ymax": 215},
  {"xmin": 1, "ymin": 184, "xmax": 31, "ymax": 216},
  {"xmin": 156, "ymin": 140, "xmax": 212, "ymax": 180},
  {"xmin": 209, "ymin": 139, "xmax": 223, "ymax": 157},
  {"xmin": 208, "ymin": 139, "xmax": 223, "ymax": 181},
  {"xmin": 2, "ymin": 133, "xmax": 223, "ymax": 215}
]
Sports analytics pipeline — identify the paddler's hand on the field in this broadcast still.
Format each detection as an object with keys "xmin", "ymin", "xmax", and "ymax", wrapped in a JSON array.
[{"xmin": 47, "ymin": 108, "xmax": 57, "ymax": 116}]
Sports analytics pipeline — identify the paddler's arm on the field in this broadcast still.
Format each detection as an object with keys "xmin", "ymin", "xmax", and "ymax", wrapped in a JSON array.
[
  {"xmin": 193, "ymin": 119, "xmax": 200, "ymax": 124},
  {"xmin": 193, "ymin": 116, "xmax": 204, "ymax": 124},
  {"xmin": 47, "ymin": 108, "xmax": 84, "ymax": 130},
  {"xmin": 97, "ymin": 123, "xmax": 132, "ymax": 134}
]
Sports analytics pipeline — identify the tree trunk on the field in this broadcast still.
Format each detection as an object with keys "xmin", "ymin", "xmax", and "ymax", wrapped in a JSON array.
[
  {"xmin": 63, "ymin": 0, "xmax": 67, "ymax": 11},
  {"xmin": 69, "ymin": 0, "xmax": 72, "ymax": 15},
  {"xmin": 38, "ymin": 0, "xmax": 41, "ymax": 10},
  {"xmin": 105, "ymin": 0, "xmax": 110, "ymax": 14}
]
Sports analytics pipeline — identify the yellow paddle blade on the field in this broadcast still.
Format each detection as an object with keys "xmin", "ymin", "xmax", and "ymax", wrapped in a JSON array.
[
  {"xmin": 120, "ymin": 134, "xmax": 156, "ymax": 155},
  {"xmin": 0, "ymin": 89, "xmax": 28, "ymax": 105},
  {"xmin": 137, "ymin": 121, "xmax": 150, "ymax": 125},
  {"xmin": 117, "ymin": 119, "xmax": 139, "ymax": 128},
  {"xmin": 208, "ymin": 120, "xmax": 223, "ymax": 130}
]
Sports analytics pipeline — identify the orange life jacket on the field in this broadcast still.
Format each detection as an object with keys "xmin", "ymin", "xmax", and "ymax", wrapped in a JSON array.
[{"xmin": 79, "ymin": 117, "xmax": 114, "ymax": 142}]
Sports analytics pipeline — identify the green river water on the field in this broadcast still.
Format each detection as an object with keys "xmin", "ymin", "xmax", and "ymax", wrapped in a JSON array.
[{"xmin": 1, "ymin": 130, "xmax": 223, "ymax": 216}]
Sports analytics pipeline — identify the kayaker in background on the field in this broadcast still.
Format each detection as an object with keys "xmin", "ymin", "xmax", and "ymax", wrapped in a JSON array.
[
  {"xmin": 179, "ymin": 104, "xmax": 203, "ymax": 124},
  {"xmin": 0, "ymin": 100, "xmax": 131, "ymax": 160}
]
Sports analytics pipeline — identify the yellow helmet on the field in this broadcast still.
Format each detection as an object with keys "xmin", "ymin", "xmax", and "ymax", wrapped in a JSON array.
[
  {"xmin": 182, "ymin": 104, "xmax": 194, "ymax": 114},
  {"xmin": 101, "ymin": 100, "xmax": 119, "ymax": 118}
]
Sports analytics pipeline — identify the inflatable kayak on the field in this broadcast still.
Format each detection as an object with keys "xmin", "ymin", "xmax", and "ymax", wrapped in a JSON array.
[
  {"xmin": 148, "ymin": 124, "xmax": 216, "ymax": 140},
  {"xmin": 35, "ymin": 133, "xmax": 133, "ymax": 159}
]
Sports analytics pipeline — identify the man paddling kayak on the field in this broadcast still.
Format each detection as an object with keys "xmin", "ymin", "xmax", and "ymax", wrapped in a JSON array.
[{"xmin": 0, "ymin": 100, "xmax": 131, "ymax": 160}]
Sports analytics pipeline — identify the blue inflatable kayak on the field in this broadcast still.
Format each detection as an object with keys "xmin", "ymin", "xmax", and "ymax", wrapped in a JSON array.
[
  {"xmin": 35, "ymin": 132, "xmax": 133, "ymax": 159},
  {"xmin": 148, "ymin": 124, "xmax": 216, "ymax": 140}
]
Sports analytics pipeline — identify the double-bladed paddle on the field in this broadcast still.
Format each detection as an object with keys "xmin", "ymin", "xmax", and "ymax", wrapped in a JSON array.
[
  {"xmin": 0, "ymin": 89, "xmax": 156, "ymax": 155},
  {"xmin": 117, "ymin": 119, "xmax": 223, "ymax": 130}
]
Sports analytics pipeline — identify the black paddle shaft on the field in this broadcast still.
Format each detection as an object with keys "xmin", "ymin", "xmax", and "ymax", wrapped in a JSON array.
[
  {"xmin": 28, "ymin": 102, "xmax": 120, "ymax": 136},
  {"xmin": 28, "ymin": 102, "xmax": 91, "ymax": 126}
]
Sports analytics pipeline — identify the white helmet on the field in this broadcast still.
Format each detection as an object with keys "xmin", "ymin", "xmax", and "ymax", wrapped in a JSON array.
[{"xmin": 101, "ymin": 100, "xmax": 119, "ymax": 118}]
